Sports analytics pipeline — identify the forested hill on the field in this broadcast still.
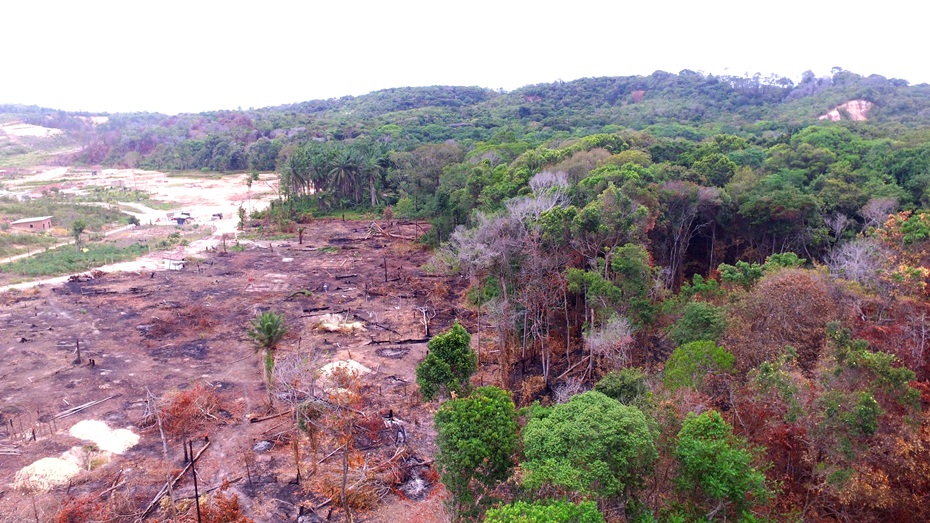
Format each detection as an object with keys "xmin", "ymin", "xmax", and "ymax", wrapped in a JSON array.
[
  {"xmin": 3, "ymin": 68, "xmax": 930, "ymax": 172},
  {"xmin": 10, "ymin": 71, "xmax": 930, "ymax": 521}
]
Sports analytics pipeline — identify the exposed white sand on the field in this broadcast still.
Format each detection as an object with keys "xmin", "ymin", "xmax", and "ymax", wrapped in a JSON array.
[
  {"xmin": 315, "ymin": 313, "xmax": 367, "ymax": 334},
  {"xmin": 13, "ymin": 455, "xmax": 81, "ymax": 492},
  {"xmin": 0, "ymin": 122, "xmax": 63, "ymax": 138},
  {"xmin": 320, "ymin": 359, "xmax": 372, "ymax": 379},
  {"xmin": 69, "ymin": 419, "xmax": 139, "ymax": 454}
]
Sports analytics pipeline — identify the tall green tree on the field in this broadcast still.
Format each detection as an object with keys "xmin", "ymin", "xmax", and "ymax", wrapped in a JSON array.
[
  {"xmin": 522, "ymin": 391, "xmax": 657, "ymax": 508},
  {"xmin": 675, "ymin": 411, "xmax": 767, "ymax": 521},
  {"xmin": 416, "ymin": 320, "xmax": 477, "ymax": 401},
  {"xmin": 435, "ymin": 386, "xmax": 518, "ymax": 521}
]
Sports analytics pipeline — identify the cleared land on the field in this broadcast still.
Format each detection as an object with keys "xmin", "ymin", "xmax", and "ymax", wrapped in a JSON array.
[{"xmin": 0, "ymin": 218, "xmax": 467, "ymax": 521}]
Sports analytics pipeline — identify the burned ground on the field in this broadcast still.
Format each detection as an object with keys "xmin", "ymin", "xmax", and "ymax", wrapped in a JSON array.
[{"xmin": 0, "ymin": 219, "xmax": 468, "ymax": 522}]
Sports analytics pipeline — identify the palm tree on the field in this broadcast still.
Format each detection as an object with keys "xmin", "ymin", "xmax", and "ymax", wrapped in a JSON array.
[
  {"xmin": 246, "ymin": 311, "xmax": 289, "ymax": 404},
  {"xmin": 359, "ymin": 140, "xmax": 391, "ymax": 208},
  {"xmin": 328, "ymin": 146, "xmax": 362, "ymax": 205}
]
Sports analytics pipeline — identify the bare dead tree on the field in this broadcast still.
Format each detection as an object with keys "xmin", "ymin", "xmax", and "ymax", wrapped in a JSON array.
[
  {"xmin": 908, "ymin": 311, "xmax": 929, "ymax": 371},
  {"xmin": 272, "ymin": 349, "xmax": 323, "ymax": 424},
  {"xmin": 528, "ymin": 170, "xmax": 569, "ymax": 196},
  {"xmin": 415, "ymin": 306, "xmax": 437, "ymax": 337},
  {"xmin": 860, "ymin": 197, "xmax": 898, "ymax": 229},
  {"xmin": 584, "ymin": 315, "xmax": 635, "ymax": 371},
  {"xmin": 826, "ymin": 238, "xmax": 886, "ymax": 290},
  {"xmin": 553, "ymin": 376, "xmax": 585, "ymax": 404},
  {"xmin": 824, "ymin": 212, "xmax": 850, "ymax": 243},
  {"xmin": 659, "ymin": 182, "xmax": 722, "ymax": 289}
]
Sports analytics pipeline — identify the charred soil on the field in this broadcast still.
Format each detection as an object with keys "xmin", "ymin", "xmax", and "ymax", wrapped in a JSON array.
[{"xmin": 0, "ymin": 219, "xmax": 470, "ymax": 522}]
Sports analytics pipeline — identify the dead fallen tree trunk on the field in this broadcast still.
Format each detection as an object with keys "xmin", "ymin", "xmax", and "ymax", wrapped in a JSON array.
[
  {"xmin": 54, "ymin": 394, "xmax": 120, "ymax": 420},
  {"xmin": 367, "ymin": 338, "xmax": 430, "ymax": 345},
  {"xmin": 139, "ymin": 441, "xmax": 211, "ymax": 520},
  {"xmin": 369, "ymin": 222, "xmax": 416, "ymax": 241}
]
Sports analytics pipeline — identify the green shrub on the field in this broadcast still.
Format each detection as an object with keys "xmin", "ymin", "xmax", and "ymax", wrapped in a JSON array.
[
  {"xmin": 668, "ymin": 302, "xmax": 727, "ymax": 346},
  {"xmin": 522, "ymin": 391, "xmax": 657, "ymax": 501},
  {"xmin": 594, "ymin": 368, "xmax": 650, "ymax": 407},
  {"xmin": 416, "ymin": 320, "xmax": 477, "ymax": 401},
  {"xmin": 484, "ymin": 500, "xmax": 604, "ymax": 523},
  {"xmin": 664, "ymin": 341, "xmax": 734, "ymax": 391}
]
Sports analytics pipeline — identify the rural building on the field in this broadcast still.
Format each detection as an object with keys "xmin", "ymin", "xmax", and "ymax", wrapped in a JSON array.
[
  {"xmin": 163, "ymin": 257, "xmax": 186, "ymax": 270},
  {"xmin": 167, "ymin": 211, "xmax": 192, "ymax": 225},
  {"xmin": 10, "ymin": 216, "xmax": 53, "ymax": 232}
]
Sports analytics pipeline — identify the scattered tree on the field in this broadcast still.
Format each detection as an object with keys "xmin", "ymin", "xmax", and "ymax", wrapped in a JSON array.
[
  {"xmin": 71, "ymin": 219, "xmax": 87, "ymax": 249},
  {"xmin": 246, "ymin": 310, "xmax": 288, "ymax": 404},
  {"xmin": 435, "ymin": 386, "xmax": 518, "ymax": 521},
  {"xmin": 522, "ymin": 391, "xmax": 657, "ymax": 508},
  {"xmin": 416, "ymin": 320, "xmax": 477, "ymax": 401},
  {"xmin": 674, "ymin": 410, "xmax": 767, "ymax": 521}
]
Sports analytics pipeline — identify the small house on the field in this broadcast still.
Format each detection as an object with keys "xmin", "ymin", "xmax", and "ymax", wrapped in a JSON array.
[
  {"xmin": 10, "ymin": 216, "xmax": 53, "ymax": 232},
  {"xmin": 167, "ymin": 211, "xmax": 191, "ymax": 225},
  {"xmin": 163, "ymin": 257, "xmax": 186, "ymax": 270}
]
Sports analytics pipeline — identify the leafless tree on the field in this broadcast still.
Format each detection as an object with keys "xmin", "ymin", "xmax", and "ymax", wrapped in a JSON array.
[
  {"xmin": 658, "ymin": 181, "xmax": 722, "ymax": 289},
  {"xmin": 528, "ymin": 170, "xmax": 569, "ymax": 197},
  {"xmin": 826, "ymin": 238, "xmax": 887, "ymax": 289},
  {"xmin": 553, "ymin": 376, "xmax": 586, "ymax": 404},
  {"xmin": 908, "ymin": 311, "xmax": 930, "ymax": 370},
  {"xmin": 273, "ymin": 349, "xmax": 323, "ymax": 424},
  {"xmin": 584, "ymin": 315, "xmax": 635, "ymax": 371},
  {"xmin": 824, "ymin": 212, "xmax": 850, "ymax": 243},
  {"xmin": 860, "ymin": 197, "xmax": 898, "ymax": 229}
]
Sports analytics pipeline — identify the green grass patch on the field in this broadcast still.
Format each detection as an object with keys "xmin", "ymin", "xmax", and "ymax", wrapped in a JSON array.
[
  {"xmin": 74, "ymin": 187, "xmax": 175, "ymax": 210},
  {"xmin": 0, "ymin": 149, "xmax": 60, "ymax": 168},
  {"xmin": 0, "ymin": 232, "xmax": 62, "ymax": 259},
  {"xmin": 0, "ymin": 196, "xmax": 132, "ymax": 231},
  {"xmin": 0, "ymin": 241, "xmax": 151, "ymax": 277},
  {"xmin": 238, "ymin": 229, "xmax": 294, "ymax": 241}
]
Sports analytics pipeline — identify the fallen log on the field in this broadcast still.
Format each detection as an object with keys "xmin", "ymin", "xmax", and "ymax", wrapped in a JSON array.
[
  {"xmin": 138, "ymin": 441, "xmax": 211, "ymax": 520},
  {"xmin": 54, "ymin": 394, "xmax": 120, "ymax": 420},
  {"xmin": 367, "ymin": 338, "xmax": 430, "ymax": 345},
  {"xmin": 369, "ymin": 222, "xmax": 416, "ymax": 241},
  {"xmin": 249, "ymin": 411, "xmax": 290, "ymax": 423},
  {"xmin": 301, "ymin": 306, "xmax": 330, "ymax": 313}
]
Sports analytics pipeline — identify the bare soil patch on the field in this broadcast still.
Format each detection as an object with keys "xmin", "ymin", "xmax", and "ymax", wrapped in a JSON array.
[{"xmin": 0, "ymin": 218, "xmax": 467, "ymax": 521}]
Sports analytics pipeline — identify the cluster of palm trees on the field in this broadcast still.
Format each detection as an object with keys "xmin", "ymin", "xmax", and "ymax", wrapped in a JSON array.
[{"xmin": 280, "ymin": 139, "xmax": 391, "ymax": 209}]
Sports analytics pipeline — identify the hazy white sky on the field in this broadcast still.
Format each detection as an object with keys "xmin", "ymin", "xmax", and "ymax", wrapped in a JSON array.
[{"xmin": 4, "ymin": 1, "xmax": 925, "ymax": 115}]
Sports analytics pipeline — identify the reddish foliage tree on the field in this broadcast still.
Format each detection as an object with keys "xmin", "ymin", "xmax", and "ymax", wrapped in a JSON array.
[{"xmin": 724, "ymin": 269, "xmax": 840, "ymax": 373}]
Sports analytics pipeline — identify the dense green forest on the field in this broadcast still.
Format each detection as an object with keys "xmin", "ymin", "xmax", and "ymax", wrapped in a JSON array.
[{"xmin": 8, "ymin": 68, "xmax": 930, "ymax": 522}]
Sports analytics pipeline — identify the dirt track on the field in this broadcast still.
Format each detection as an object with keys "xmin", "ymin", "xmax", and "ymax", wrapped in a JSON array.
[{"xmin": 0, "ymin": 219, "xmax": 466, "ymax": 521}]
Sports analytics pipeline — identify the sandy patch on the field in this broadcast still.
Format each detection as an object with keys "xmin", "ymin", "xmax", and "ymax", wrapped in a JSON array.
[
  {"xmin": 13, "ymin": 454, "xmax": 81, "ymax": 492},
  {"xmin": 819, "ymin": 99, "xmax": 873, "ymax": 121},
  {"xmin": 0, "ymin": 122, "xmax": 63, "ymax": 138},
  {"xmin": 320, "ymin": 359, "xmax": 372, "ymax": 379},
  {"xmin": 69, "ymin": 419, "xmax": 139, "ymax": 454},
  {"xmin": 315, "ymin": 313, "xmax": 367, "ymax": 334}
]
